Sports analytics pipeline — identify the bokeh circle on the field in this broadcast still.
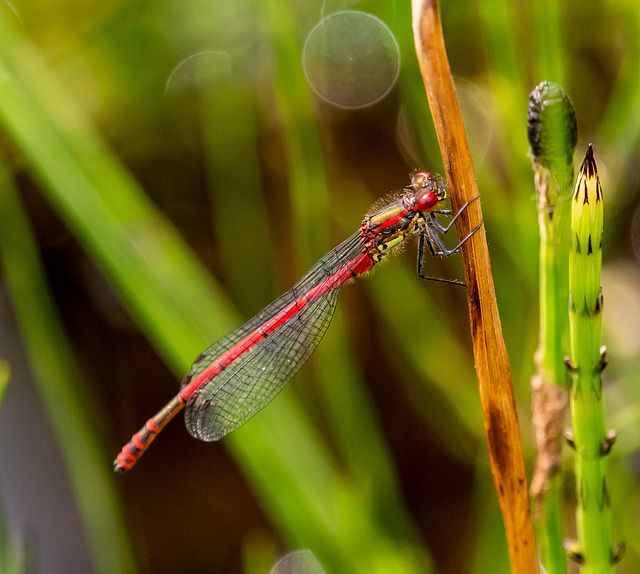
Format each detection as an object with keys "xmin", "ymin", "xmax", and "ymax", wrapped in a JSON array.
[{"xmin": 302, "ymin": 10, "xmax": 401, "ymax": 109}]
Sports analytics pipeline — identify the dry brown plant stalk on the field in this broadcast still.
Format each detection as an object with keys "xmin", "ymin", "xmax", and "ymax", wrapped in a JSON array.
[{"xmin": 411, "ymin": 1, "xmax": 538, "ymax": 572}]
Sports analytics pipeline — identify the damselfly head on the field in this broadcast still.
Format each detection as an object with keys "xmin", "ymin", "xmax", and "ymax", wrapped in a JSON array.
[{"xmin": 410, "ymin": 171, "xmax": 447, "ymax": 212}]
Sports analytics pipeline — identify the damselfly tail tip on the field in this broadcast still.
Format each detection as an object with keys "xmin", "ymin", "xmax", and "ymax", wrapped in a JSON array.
[{"xmin": 113, "ymin": 455, "xmax": 130, "ymax": 473}]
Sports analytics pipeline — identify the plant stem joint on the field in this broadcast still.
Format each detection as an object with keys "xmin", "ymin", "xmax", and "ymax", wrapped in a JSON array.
[{"xmin": 563, "ymin": 538, "xmax": 585, "ymax": 565}]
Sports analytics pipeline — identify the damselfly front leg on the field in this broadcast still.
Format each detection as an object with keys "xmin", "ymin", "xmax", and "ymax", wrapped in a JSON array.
[
  {"xmin": 429, "ymin": 196, "xmax": 480, "ymax": 235},
  {"xmin": 416, "ymin": 197, "xmax": 482, "ymax": 284}
]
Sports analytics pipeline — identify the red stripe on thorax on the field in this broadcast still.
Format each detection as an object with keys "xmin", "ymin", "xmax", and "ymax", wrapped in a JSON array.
[{"xmin": 372, "ymin": 208, "xmax": 410, "ymax": 233}]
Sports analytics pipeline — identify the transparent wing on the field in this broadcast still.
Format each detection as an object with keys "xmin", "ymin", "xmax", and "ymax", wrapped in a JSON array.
[
  {"xmin": 182, "ymin": 231, "xmax": 365, "ymax": 441},
  {"xmin": 270, "ymin": 550, "xmax": 326, "ymax": 574}
]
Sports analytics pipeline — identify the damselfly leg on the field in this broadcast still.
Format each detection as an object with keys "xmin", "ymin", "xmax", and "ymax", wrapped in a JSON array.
[
  {"xmin": 417, "ymin": 197, "xmax": 482, "ymax": 284},
  {"xmin": 429, "ymin": 196, "xmax": 480, "ymax": 235}
]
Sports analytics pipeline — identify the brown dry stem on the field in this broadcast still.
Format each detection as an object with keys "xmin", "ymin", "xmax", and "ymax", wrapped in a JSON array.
[
  {"xmin": 411, "ymin": 1, "xmax": 538, "ymax": 572},
  {"xmin": 530, "ymin": 364, "xmax": 568, "ymax": 510}
]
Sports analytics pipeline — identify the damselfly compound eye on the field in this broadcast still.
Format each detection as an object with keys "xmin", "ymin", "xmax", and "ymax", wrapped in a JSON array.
[
  {"xmin": 417, "ymin": 191, "xmax": 438, "ymax": 211},
  {"xmin": 412, "ymin": 171, "xmax": 433, "ymax": 189}
]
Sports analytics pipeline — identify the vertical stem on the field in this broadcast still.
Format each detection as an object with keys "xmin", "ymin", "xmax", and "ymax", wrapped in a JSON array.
[
  {"xmin": 538, "ymin": 192, "xmax": 571, "ymax": 381},
  {"xmin": 411, "ymin": 2, "xmax": 537, "ymax": 572},
  {"xmin": 567, "ymin": 146, "xmax": 615, "ymax": 572},
  {"xmin": 527, "ymin": 81, "xmax": 577, "ymax": 574}
]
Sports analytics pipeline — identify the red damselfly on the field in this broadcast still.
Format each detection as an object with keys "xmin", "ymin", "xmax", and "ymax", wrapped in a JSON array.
[{"xmin": 114, "ymin": 172, "xmax": 480, "ymax": 472}]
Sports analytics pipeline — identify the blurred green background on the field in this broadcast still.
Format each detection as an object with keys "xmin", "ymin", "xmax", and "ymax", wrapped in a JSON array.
[{"xmin": 0, "ymin": 0, "xmax": 638, "ymax": 573}]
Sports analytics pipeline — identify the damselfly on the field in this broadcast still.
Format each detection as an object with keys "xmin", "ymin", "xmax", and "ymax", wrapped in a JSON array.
[{"xmin": 114, "ymin": 172, "xmax": 480, "ymax": 472}]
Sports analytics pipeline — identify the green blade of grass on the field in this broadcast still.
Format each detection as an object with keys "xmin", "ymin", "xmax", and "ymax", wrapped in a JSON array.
[
  {"xmin": 0, "ymin": 161, "xmax": 137, "ymax": 574},
  {"xmin": 0, "ymin": 360, "xmax": 8, "ymax": 407},
  {"xmin": 0, "ymin": 359, "xmax": 20, "ymax": 574}
]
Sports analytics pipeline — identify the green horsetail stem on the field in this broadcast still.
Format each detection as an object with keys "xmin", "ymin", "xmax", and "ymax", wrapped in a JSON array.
[
  {"xmin": 564, "ymin": 145, "xmax": 623, "ymax": 571},
  {"xmin": 527, "ymin": 81, "xmax": 577, "ymax": 574},
  {"xmin": 528, "ymin": 82, "xmax": 576, "ymax": 385}
]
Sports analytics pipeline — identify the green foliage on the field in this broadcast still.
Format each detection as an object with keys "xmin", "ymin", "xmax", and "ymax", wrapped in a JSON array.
[
  {"xmin": 0, "ymin": 154, "xmax": 135, "ymax": 572},
  {"xmin": 0, "ymin": 0, "xmax": 638, "ymax": 572}
]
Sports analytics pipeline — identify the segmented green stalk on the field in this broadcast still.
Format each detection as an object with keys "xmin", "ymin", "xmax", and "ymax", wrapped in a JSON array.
[
  {"xmin": 527, "ymin": 81, "xmax": 576, "ymax": 574},
  {"xmin": 566, "ymin": 145, "xmax": 618, "ymax": 572},
  {"xmin": 528, "ymin": 81, "xmax": 576, "ymax": 385}
]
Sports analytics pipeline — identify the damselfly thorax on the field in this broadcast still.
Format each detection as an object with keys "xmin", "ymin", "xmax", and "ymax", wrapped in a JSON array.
[{"xmin": 361, "ymin": 171, "xmax": 448, "ymax": 260}]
